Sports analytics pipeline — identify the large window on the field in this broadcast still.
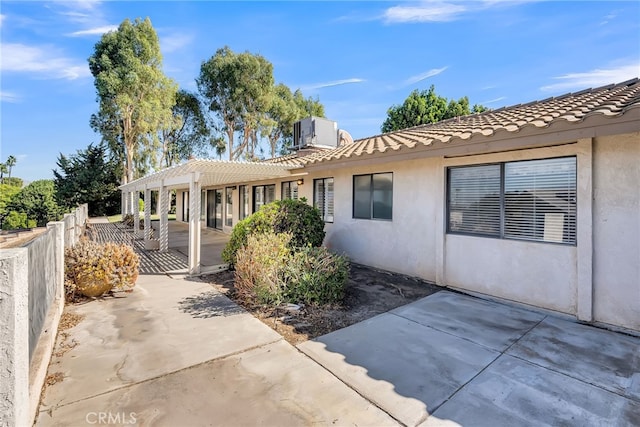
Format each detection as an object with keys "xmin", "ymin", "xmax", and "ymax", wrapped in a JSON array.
[
  {"xmin": 225, "ymin": 187, "xmax": 234, "ymax": 227},
  {"xmin": 253, "ymin": 184, "xmax": 275, "ymax": 212},
  {"xmin": 239, "ymin": 185, "xmax": 249, "ymax": 220},
  {"xmin": 314, "ymin": 177, "xmax": 334, "ymax": 223},
  {"xmin": 447, "ymin": 157, "xmax": 577, "ymax": 244},
  {"xmin": 353, "ymin": 173, "xmax": 393, "ymax": 220},
  {"xmin": 281, "ymin": 181, "xmax": 299, "ymax": 200}
]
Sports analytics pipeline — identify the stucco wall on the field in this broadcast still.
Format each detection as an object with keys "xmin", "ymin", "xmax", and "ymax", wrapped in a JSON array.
[
  {"xmin": 314, "ymin": 158, "xmax": 439, "ymax": 281},
  {"xmin": 26, "ymin": 225, "xmax": 58, "ymax": 357},
  {"xmin": 592, "ymin": 132, "xmax": 640, "ymax": 330}
]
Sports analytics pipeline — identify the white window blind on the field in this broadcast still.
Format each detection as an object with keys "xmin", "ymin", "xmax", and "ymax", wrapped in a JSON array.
[
  {"xmin": 447, "ymin": 157, "xmax": 577, "ymax": 245},
  {"xmin": 448, "ymin": 165, "xmax": 501, "ymax": 236},
  {"xmin": 504, "ymin": 157, "xmax": 576, "ymax": 244},
  {"xmin": 314, "ymin": 178, "xmax": 334, "ymax": 222}
]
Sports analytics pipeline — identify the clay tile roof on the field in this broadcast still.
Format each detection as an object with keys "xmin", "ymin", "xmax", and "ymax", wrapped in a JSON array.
[{"xmin": 298, "ymin": 79, "xmax": 640, "ymax": 166}]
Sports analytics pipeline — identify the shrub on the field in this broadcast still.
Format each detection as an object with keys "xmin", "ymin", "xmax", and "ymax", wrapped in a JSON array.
[
  {"xmin": 64, "ymin": 239, "xmax": 139, "ymax": 299},
  {"xmin": 234, "ymin": 232, "xmax": 349, "ymax": 306},
  {"xmin": 284, "ymin": 247, "xmax": 349, "ymax": 305},
  {"xmin": 234, "ymin": 232, "xmax": 291, "ymax": 304},
  {"xmin": 2, "ymin": 211, "xmax": 36, "ymax": 230},
  {"xmin": 222, "ymin": 199, "xmax": 325, "ymax": 266}
]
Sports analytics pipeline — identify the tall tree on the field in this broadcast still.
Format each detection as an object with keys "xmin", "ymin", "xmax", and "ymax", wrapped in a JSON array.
[
  {"xmin": 5, "ymin": 155, "xmax": 16, "ymax": 179},
  {"xmin": 0, "ymin": 163, "xmax": 7, "ymax": 182},
  {"xmin": 197, "ymin": 46, "xmax": 274, "ymax": 161},
  {"xmin": 9, "ymin": 180, "xmax": 62, "ymax": 227},
  {"xmin": 159, "ymin": 89, "xmax": 211, "ymax": 167},
  {"xmin": 54, "ymin": 142, "xmax": 121, "ymax": 216},
  {"xmin": 89, "ymin": 17, "xmax": 178, "ymax": 184},
  {"xmin": 381, "ymin": 85, "xmax": 487, "ymax": 133}
]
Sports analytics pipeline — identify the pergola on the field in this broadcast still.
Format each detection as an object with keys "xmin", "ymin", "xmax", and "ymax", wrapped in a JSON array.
[{"xmin": 119, "ymin": 159, "xmax": 298, "ymax": 274}]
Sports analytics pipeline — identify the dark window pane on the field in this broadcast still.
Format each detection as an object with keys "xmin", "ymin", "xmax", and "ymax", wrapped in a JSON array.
[
  {"xmin": 265, "ymin": 184, "xmax": 276, "ymax": 204},
  {"xmin": 353, "ymin": 175, "xmax": 371, "ymax": 219},
  {"xmin": 372, "ymin": 173, "xmax": 393, "ymax": 220}
]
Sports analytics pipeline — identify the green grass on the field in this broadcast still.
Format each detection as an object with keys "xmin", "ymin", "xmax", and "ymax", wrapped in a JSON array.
[{"xmin": 107, "ymin": 213, "xmax": 176, "ymax": 223}]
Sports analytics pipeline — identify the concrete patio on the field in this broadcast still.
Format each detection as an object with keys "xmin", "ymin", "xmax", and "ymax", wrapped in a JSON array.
[{"xmin": 37, "ymin": 220, "xmax": 640, "ymax": 426}]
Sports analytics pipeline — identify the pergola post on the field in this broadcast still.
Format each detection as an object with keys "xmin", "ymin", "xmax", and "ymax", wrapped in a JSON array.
[
  {"xmin": 134, "ymin": 191, "xmax": 142, "ymax": 238},
  {"xmin": 144, "ymin": 186, "xmax": 152, "ymax": 242},
  {"xmin": 188, "ymin": 172, "xmax": 201, "ymax": 275},
  {"xmin": 159, "ymin": 182, "xmax": 169, "ymax": 252}
]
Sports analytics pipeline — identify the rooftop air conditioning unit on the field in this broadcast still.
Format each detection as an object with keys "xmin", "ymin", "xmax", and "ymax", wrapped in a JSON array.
[{"xmin": 292, "ymin": 117, "xmax": 339, "ymax": 150}]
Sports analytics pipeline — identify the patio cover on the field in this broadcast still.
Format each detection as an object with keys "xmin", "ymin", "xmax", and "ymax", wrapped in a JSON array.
[
  {"xmin": 119, "ymin": 158, "xmax": 298, "ymax": 192},
  {"xmin": 118, "ymin": 159, "xmax": 299, "ymax": 275}
]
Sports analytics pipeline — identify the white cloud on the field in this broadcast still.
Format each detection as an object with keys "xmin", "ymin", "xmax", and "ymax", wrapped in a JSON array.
[
  {"xmin": 405, "ymin": 66, "xmax": 448, "ymax": 85},
  {"xmin": 67, "ymin": 25, "xmax": 117, "ymax": 37},
  {"xmin": 0, "ymin": 14, "xmax": 5, "ymax": 28},
  {"xmin": 541, "ymin": 63, "xmax": 640, "ymax": 92},
  {"xmin": 481, "ymin": 96, "xmax": 507, "ymax": 105},
  {"xmin": 304, "ymin": 78, "xmax": 365, "ymax": 90},
  {"xmin": 160, "ymin": 32, "xmax": 194, "ymax": 53},
  {"xmin": 0, "ymin": 42, "xmax": 90, "ymax": 80},
  {"xmin": 0, "ymin": 91, "xmax": 21, "ymax": 103},
  {"xmin": 383, "ymin": 2, "xmax": 467, "ymax": 23}
]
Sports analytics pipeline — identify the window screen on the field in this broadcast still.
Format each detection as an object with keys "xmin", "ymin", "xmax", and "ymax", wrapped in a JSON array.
[
  {"xmin": 353, "ymin": 173, "xmax": 393, "ymax": 220},
  {"xmin": 314, "ymin": 178, "xmax": 334, "ymax": 223},
  {"xmin": 448, "ymin": 165, "xmax": 501, "ymax": 236}
]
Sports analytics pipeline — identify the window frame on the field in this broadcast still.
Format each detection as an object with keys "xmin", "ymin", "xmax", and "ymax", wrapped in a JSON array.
[
  {"xmin": 225, "ymin": 186, "xmax": 234, "ymax": 227},
  {"xmin": 446, "ymin": 156, "xmax": 577, "ymax": 245},
  {"xmin": 281, "ymin": 180, "xmax": 299, "ymax": 201},
  {"xmin": 252, "ymin": 184, "xmax": 276, "ymax": 213},
  {"xmin": 353, "ymin": 172, "xmax": 393, "ymax": 221},
  {"xmin": 313, "ymin": 177, "xmax": 334, "ymax": 223},
  {"xmin": 238, "ymin": 185, "xmax": 249, "ymax": 220}
]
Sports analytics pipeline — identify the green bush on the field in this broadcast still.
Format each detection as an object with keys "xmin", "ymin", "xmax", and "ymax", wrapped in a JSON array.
[
  {"xmin": 2, "ymin": 211, "xmax": 36, "ymax": 230},
  {"xmin": 284, "ymin": 247, "xmax": 349, "ymax": 305},
  {"xmin": 222, "ymin": 199, "xmax": 325, "ymax": 266},
  {"xmin": 234, "ymin": 232, "xmax": 349, "ymax": 306},
  {"xmin": 234, "ymin": 232, "xmax": 291, "ymax": 305}
]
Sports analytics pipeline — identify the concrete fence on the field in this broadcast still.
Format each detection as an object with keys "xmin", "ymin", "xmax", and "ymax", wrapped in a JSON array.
[{"xmin": 0, "ymin": 204, "xmax": 87, "ymax": 427}]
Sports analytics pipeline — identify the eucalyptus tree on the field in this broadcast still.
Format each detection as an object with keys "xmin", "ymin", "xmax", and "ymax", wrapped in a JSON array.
[
  {"xmin": 197, "ymin": 46, "xmax": 275, "ymax": 161},
  {"xmin": 89, "ymin": 17, "xmax": 178, "ymax": 183}
]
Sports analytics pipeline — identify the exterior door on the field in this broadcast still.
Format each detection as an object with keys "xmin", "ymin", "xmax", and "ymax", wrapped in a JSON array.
[
  {"xmin": 206, "ymin": 190, "xmax": 215, "ymax": 228},
  {"xmin": 214, "ymin": 189, "xmax": 223, "ymax": 229}
]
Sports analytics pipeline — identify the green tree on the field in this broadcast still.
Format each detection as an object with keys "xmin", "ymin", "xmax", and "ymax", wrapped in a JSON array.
[
  {"xmin": 0, "ymin": 163, "xmax": 7, "ymax": 182},
  {"xmin": 2, "ymin": 211, "xmax": 35, "ymax": 230},
  {"xmin": 197, "ymin": 46, "xmax": 275, "ymax": 160},
  {"xmin": 89, "ymin": 17, "xmax": 178, "ymax": 184},
  {"xmin": 0, "ymin": 181, "xmax": 22, "ymax": 229},
  {"xmin": 9, "ymin": 180, "xmax": 62, "ymax": 227},
  {"xmin": 159, "ymin": 89, "xmax": 212, "ymax": 167},
  {"xmin": 54, "ymin": 142, "xmax": 121, "ymax": 216},
  {"xmin": 5, "ymin": 155, "xmax": 16, "ymax": 179},
  {"xmin": 381, "ymin": 85, "xmax": 487, "ymax": 133}
]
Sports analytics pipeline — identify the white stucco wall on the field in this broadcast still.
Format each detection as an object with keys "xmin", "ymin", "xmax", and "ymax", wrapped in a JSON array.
[
  {"xmin": 592, "ymin": 132, "xmax": 640, "ymax": 331},
  {"xmin": 444, "ymin": 235, "xmax": 577, "ymax": 313},
  {"xmin": 309, "ymin": 158, "xmax": 440, "ymax": 282}
]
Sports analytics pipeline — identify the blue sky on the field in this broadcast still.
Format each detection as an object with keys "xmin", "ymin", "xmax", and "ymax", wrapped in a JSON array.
[{"xmin": 1, "ymin": 1, "xmax": 639, "ymax": 182}]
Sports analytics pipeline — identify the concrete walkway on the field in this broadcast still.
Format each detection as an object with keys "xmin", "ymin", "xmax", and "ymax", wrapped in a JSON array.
[
  {"xmin": 36, "ymin": 274, "xmax": 396, "ymax": 426},
  {"xmin": 298, "ymin": 291, "xmax": 640, "ymax": 426}
]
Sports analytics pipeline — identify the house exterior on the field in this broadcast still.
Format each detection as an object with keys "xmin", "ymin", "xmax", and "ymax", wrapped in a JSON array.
[{"xmin": 120, "ymin": 79, "xmax": 640, "ymax": 333}]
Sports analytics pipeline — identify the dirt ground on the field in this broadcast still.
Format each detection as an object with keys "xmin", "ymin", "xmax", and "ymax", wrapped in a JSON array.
[{"xmin": 204, "ymin": 263, "xmax": 443, "ymax": 345}]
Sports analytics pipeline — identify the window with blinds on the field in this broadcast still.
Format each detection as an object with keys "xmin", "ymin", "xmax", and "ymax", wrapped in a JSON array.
[
  {"xmin": 252, "ymin": 184, "xmax": 275, "ymax": 213},
  {"xmin": 281, "ymin": 181, "xmax": 299, "ymax": 200},
  {"xmin": 447, "ymin": 157, "xmax": 577, "ymax": 245},
  {"xmin": 314, "ymin": 177, "xmax": 334, "ymax": 223}
]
